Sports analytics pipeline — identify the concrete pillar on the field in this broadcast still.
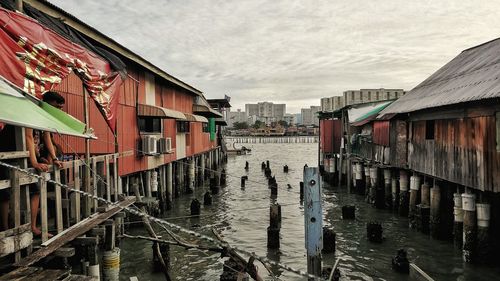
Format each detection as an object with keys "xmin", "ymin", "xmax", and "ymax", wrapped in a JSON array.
[
  {"xmin": 188, "ymin": 158, "xmax": 195, "ymax": 193},
  {"xmin": 369, "ymin": 167, "xmax": 378, "ymax": 206},
  {"xmin": 145, "ymin": 170, "xmax": 152, "ymax": 198},
  {"xmin": 355, "ymin": 163, "xmax": 364, "ymax": 196},
  {"xmin": 391, "ymin": 177, "xmax": 398, "ymax": 212},
  {"xmin": 409, "ymin": 175, "xmax": 421, "ymax": 228},
  {"xmin": 364, "ymin": 164, "xmax": 371, "ymax": 203},
  {"xmin": 399, "ymin": 170, "xmax": 409, "ymax": 217},
  {"xmin": 476, "ymin": 202, "xmax": 491, "ymax": 264},
  {"xmin": 462, "ymin": 193, "xmax": 476, "ymax": 263},
  {"xmin": 383, "ymin": 169, "xmax": 392, "ymax": 209}
]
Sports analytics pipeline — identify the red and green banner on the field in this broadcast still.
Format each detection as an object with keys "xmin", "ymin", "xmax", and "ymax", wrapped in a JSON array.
[{"xmin": 0, "ymin": 8, "xmax": 123, "ymax": 132}]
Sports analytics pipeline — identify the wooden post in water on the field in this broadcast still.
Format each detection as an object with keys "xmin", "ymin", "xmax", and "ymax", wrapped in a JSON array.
[
  {"xmin": 303, "ymin": 167, "xmax": 322, "ymax": 278},
  {"xmin": 364, "ymin": 164, "xmax": 371, "ymax": 203},
  {"xmin": 462, "ymin": 192, "xmax": 476, "ymax": 263},
  {"xmin": 188, "ymin": 158, "xmax": 195, "ymax": 193},
  {"xmin": 476, "ymin": 202, "xmax": 491, "ymax": 264},
  {"xmin": 391, "ymin": 176, "xmax": 399, "ymax": 212},
  {"xmin": 355, "ymin": 162, "xmax": 364, "ymax": 195},
  {"xmin": 430, "ymin": 184, "xmax": 441, "ymax": 239},
  {"xmin": 383, "ymin": 169, "xmax": 392, "ymax": 209},
  {"xmin": 453, "ymin": 192, "xmax": 463, "ymax": 248},
  {"xmin": 417, "ymin": 182, "xmax": 430, "ymax": 234},
  {"xmin": 267, "ymin": 203, "xmax": 281, "ymax": 249},
  {"xmin": 166, "ymin": 163, "xmax": 173, "ymax": 210}
]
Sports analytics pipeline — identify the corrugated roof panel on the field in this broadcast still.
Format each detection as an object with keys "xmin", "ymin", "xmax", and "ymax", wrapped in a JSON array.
[{"xmin": 381, "ymin": 38, "xmax": 500, "ymax": 114}]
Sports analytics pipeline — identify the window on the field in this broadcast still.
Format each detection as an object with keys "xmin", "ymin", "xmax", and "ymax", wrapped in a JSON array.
[
  {"xmin": 138, "ymin": 117, "xmax": 161, "ymax": 133},
  {"xmin": 202, "ymin": 122, "xmax": 209, "ymax": 133},
  {"xmin": 425, "ymin": 120, "xmax": 435, "ymax": 140},
  {"xmin": 177, "ymin": 121, "xmax": 190, "ymax": 133}
]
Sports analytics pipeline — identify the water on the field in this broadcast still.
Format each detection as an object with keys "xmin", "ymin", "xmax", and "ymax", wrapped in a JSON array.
[{"xmin": 120, "ymin": 142, "xmax": 500, "ymax": 280}]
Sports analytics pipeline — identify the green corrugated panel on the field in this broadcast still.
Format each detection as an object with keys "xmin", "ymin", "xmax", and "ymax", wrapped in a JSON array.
[
  {"xmin": 354, "ymin": 102, "xmax": 393, "ymax": 122},
  {"xmin": 209, "ymin": 117, "xmax": 216, "ymax": 141},
  {"xmin": 0, "ymin": 79, "xmax": 89, "ymax": 138}
]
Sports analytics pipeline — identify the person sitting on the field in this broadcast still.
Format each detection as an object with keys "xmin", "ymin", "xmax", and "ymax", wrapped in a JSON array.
[{"xmin": 25, "ymin": 91, "xmax": 65, "ymax": 237}]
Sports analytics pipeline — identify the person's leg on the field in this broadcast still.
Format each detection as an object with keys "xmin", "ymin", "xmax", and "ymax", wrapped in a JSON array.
[{"xmin": 31, "ymin": 193, "xmax": 41, "ymax": 235}]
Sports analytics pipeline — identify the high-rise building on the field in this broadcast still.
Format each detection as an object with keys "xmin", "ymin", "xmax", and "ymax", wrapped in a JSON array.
[
  {"xmin": 301, "ymin": 106, "xmax": 321, "ymax": 126},
  {"xmin": 245, "ymin": 102, "xmax": 286, "ymax": 124},
  {"xmin": 226, "ymin": 109, "xmax": 248, "ymax": 127}
]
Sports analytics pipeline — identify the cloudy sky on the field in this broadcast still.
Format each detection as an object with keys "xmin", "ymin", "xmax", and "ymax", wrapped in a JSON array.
[{"xmin": 50, "ymin": 0, "xmax": 500, "ymax": 113}]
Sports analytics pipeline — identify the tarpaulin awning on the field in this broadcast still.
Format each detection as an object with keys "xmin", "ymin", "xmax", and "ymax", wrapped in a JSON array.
[
  {"xmin": 349, "ymin": 101, "xmax": 393, "ymax": 127},
  {"xmin": 184, "ymin": 113, "xmax": 208, "ymax": 123},
  {"xmin": 137, "ymin": 104, "xmax": 186, "ymax": 120},
  {"xmin": 193, "ymin": 104, "xmax": 223, "ymax": 118},
  {"xmin": 0, "ymin": 8, "xmax": 123, "ymax": 132},
  {"xmin": 0, "ymin": 78, "xmax": 90, "ymax": 138}
]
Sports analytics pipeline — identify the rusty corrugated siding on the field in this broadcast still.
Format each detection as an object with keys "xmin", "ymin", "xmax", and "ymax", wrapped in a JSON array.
[
  {"xmin": 320, "ymin": 119, "xmax": 341, "ymax": 153},
  {"xmin": 409, "ymin": 117, "xmax": 498, "ymax": 192},
  {"xmin": 373, "ymin": 121, "xmax": 390, "ymax": 146}
]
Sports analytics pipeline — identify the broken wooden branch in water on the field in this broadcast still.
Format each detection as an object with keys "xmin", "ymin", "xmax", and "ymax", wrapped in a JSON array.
[{"xmin": 122, "ymin": 234, "xmax": 223, "ymax": 253}]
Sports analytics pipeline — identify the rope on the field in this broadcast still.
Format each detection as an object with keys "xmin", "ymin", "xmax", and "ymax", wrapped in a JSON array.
[{"xmin": 0, "ymin": 161, "xmax": 322, "ymax": 280}]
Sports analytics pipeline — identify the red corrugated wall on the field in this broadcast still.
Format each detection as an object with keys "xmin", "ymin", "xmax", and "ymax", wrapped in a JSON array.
[
  {"xmin": 320, "ymin": 119, "xmax": 341, "ymax": 153},
  {"xmin": 373, "ymin": 120, "xmax": 390, "ymax": 146}
]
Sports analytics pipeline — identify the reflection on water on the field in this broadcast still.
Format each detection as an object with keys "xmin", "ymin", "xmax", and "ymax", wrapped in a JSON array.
[{"xmin": 120, "ymin": 143, "xmax": 499, "ymax": 280}]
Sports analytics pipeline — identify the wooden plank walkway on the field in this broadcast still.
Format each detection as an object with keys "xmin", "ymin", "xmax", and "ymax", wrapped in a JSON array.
[
  {"xmin": 0, "ymin": 267, "xmax": 96, "ymax": 281},
  {"xmin": 14, "ymin": 196, "xmax": 136, "ymax": 267}
]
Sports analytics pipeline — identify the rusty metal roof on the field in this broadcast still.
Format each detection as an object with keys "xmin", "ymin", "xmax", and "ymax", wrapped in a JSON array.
[{"xmin": 380, "ymin": 38, "xmax": 500, "ymax": 115}]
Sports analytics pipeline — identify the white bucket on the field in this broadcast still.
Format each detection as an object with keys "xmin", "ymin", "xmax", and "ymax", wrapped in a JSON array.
[
  {"xmin": 329, "ymin": 158, "xmax": 336, "ymax": 173},
  {"xmin": 410, "ymin": 176, "xmax": 421, "ymax": 191},
  {"xmin": 461, "ymin": 193, "xmax": 476, "ymax": 212},
  {"xmin": 476, "ymin": 203, "xmax": 491, "ymax": 228},
  {"xmin": 369, "ymin": 167, "xmax": 378, "ymax": 179},
  {"xmin": 88, "ymin": 264, "xmax": 100, "ymax": 279},
  {"xmin": 323, "ymin": 159, "xmax": 330, "ymax": 171},
  {"xmin": 355, "ymin": 163, "xmax": 363, "ymax": 180},
  {"xmin": 454, "ymin": 207, "xmax": 464, "ymax": 222},
  {"xmin": 399, "ymin": 171, "xmax": 408, "ymax": 191},
  {"xmin": 364, "ymin": 165, "xmax": 370, "ymax": 177},
  {"xmin": 151, "ymin": 171, "xmax": 158, "ymax": 192}
]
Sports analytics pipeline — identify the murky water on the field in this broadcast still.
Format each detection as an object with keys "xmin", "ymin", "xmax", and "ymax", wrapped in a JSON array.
[{"xmin": 120, "ymin": 142, "xmax": 499, "ymax": 280}]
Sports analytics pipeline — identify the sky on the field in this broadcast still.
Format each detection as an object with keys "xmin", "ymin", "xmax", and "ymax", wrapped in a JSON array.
[{"xmin": 50, "ymin": 0, "xmax": 500, "ymax": 113}]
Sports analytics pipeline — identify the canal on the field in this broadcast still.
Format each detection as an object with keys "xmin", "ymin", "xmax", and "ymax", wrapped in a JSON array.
[{"xmin": 120, "ymin": 142, "xmax": 500, "ymax": 280}]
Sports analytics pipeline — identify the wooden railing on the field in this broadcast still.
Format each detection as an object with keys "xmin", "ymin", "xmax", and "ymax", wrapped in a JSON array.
[{"xmin": 0, "ymin": 151, "xmax": 121, "ymax": 260}]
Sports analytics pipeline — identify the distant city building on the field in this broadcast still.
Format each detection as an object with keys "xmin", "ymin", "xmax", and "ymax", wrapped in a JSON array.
[
  {"xmin": 226, "ymin": 109, "xmax": 248, "ymax": 127},
  {"xmin": 320, "ymin": 88, "xmax": 406, "ymax": 112},
  {"xmin": 294, "ymin": 113, "xmax": 302, "ymax": 125},
  {"xmin": 301, "ymin": 106, "xmax": 321, "ymax": 126},
  {"xmin": 283, "ymin": 113, "xmax": 297, "ymax": 126},
  {"xmin": 245, "ymin": 102, "xmax": 286, "ymax": 124}
]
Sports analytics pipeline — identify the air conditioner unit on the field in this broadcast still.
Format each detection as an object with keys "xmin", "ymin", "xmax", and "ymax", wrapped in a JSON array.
[
  {"xmin": 141, "ymin": 135, "xmax": 157, "ymax": 155},
  {"xmin": 157, "ymin": 137, "xmax": 172, "ymax": 154}
]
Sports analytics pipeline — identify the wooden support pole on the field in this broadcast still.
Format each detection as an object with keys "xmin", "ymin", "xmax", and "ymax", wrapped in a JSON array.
[
  {"xmin": 188, "ymin": 158, "xmax": 195, "ymax": 193},
  {"xmin": 304, "ymin": 167, "xmax": 322, "ymax": 278},
  {"xmin": 409, "ymin": 175, "xmax": 421, "ymax": 228},
  {"xmin": 105, "ymin": 156, "xmax": 111, "ymax": 202},
  {"xmin": 453, "ymin": 192, "xmax": 463, "ymax": 248},
  {"xmin": 39, "ymin": 172, "xmax": 49, "ymax": 243},
  {"xmin": 10, "ymin": 169, "xmax": 22, "ymax": 262},
  {"xmin": 73, "ymin": 162, "xmax": 81, "ymax": 223},
  {"xmin": 462, "ymin": 192, "xmax": 476, "ymax": 263},
  {"xmin": 430, "ymin": 185, "xmax": 441, "ymax": 239},
  {"xmin": 399, "ymin": 170, "xmax": 409, "ymax": 217},
  {"xmin": 113, "ymin": 155, "xmax": 119, "ymax": 201},
  {"xmin": 84, "ymin": 91, "xmax": 91, "ymax": 217},
  {"xmin": 104, "ymin": 219, "xmax": 115, "ymax": 251},
  {"xmin": 476, "ymin": 202, "xmax": 491, "ymax": 264},
  {"xmin": 145, "ymin": 170, "xmax": 152, "ymax": 198},
  {"xmin": 92, "ymin": 158, "xmax": 98, "ymax": 211},
  {"xmin": 267, "ymin": 203, "xmax": 281, "ymax": 249},
  {"xmin": 166, "ymin": 163, "xmax": 173, "ymax": 210},
  {"xmin": 53, "ymin": 168, "xmax": 63, "ymax": 234},
  {"xmin": 383, "ymin": 169, "xmax": 392, "ymax": 209}
]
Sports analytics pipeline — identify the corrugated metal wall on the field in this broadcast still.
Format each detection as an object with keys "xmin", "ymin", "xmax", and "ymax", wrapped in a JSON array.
[
  {"xmin": 51, "ymin": 63, "xmax": 217, "ymax": 176},
  {"xmin": 409, "ymin": 117, "xmax": 499, "ymax": 192},
  {"xmin": 373, "ymin": 120, "xmax": 390, "ymax": 146},
  {"xmin": 320, "ymin": 119, "xmax": 341, "ymax": 153}
]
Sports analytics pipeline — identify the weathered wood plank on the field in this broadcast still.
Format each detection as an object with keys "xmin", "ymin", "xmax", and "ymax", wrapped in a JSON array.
[
  {"xmin": 15, "ymin": 197, "xmax": 136, "ymax": 267},
  {"xmin": 105, "ymin": 156, "xmax": 111, "ymax": 201},
  {"xmin": 0, "ymin": 267, "xmax": 42, "ymax": 280},
  {"xmin": 39, "ymin": 173, "xmax": 49, "ymax": 243},
  {"xmin": 54, "ymin": 168, "xmax": 63, "ymax": 234},
  {"xmin": 0, "ymin": 226, "xmax": 32, "ymax": 258},
  {"xmin": 409, "ymin": 263, "xmax": 434, "ymax": 281},
  {"xmin": 0, "ymin": 151, "xmax": 29, "ymax": 160}
]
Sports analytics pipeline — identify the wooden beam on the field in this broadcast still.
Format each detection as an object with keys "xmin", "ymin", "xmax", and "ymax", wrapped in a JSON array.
[
  {"xmin": 0, "ymin": 151, "xmax": 29, "ymax": 160},
  {"xmin": 15, "ymin": 197, "xmax": 136, "ymax": 267},
  {"xmin": 54, "ymin": 168, "xmax": 63, "ymax": 234}
]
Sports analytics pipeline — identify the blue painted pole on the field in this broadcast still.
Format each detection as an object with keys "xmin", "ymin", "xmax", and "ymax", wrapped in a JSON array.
[{"xmin": 304, "ymin": 167, "xmax": 323, "ymax": 278}]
